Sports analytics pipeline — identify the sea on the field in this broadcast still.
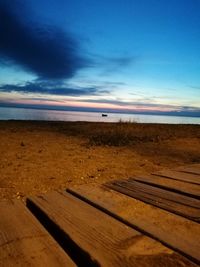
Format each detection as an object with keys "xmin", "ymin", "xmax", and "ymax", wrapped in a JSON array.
[{"xmin": 0, "ymin": 106, "xmax": 199, "ymax": 124}]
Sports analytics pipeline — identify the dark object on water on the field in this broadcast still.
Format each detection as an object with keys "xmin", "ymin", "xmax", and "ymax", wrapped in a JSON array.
[{"xmin": 102, "ymin": 114, "xmax": 108, "ymax": 117}]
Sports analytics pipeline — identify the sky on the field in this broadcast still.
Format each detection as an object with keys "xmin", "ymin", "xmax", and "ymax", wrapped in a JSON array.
[{"xmin": 0, "ymin": 0, "xmax": 200, "ymax": 117}]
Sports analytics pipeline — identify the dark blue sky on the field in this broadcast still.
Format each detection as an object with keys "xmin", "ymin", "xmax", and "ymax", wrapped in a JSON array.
[{"xmin": 0, "ymin": 0, "xmax": 200, "ymax": 116}]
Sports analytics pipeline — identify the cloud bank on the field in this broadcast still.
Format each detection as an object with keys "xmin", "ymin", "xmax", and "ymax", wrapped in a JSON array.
[
  {"xmin": 0, "ymin": 0, "xmax": 88, "ymax": 80},
  {"xmin": 0, "ymin": 81, "xmax": 108, "ymax": 97}
]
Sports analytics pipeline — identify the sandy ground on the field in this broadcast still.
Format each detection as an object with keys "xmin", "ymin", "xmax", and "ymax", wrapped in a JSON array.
[
  {"xmin": 0, "ymin": 121, "xmax": 200, "ymax": 266},
  {"xmin": 0, "ymin": 120, "xmax": 199, "ymax": 200}
]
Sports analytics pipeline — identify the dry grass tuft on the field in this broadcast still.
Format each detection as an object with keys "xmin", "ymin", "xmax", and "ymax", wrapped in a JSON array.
[{"xmin": 1, "ymin": 120, "xmax": 199, "ymax": 147}]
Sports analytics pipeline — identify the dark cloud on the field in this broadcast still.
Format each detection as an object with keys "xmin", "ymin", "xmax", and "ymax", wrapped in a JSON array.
[
  {"xmin": 101, "ymin": 56, "xmax": 136, "ymax": 73},
  {"xmin": 107, "ymin": 56, "xmax": 134, "ymax": 67},
  {"xmin": 89, "ymin": 53, "xmax": 136, "ymax": 74},
  {"xmin": 75, "ymin": 98, "xmax": 169, "ymax": 107},
  {"xmin": 21, "ymin": 97, "xmax": 66, "ymax": 103},
  {"xmin": 99, "ymin": 81, "xmax": 127, "ymax": 87},
  {"xmin": 0, "ymin": 81, "xmax": 109, "ymax": 96},
  {"xmin": 76, "ymin": 98, "xmax": 134, "ymax": 106},
  {"xmin": 102, "ymin": 81, "xmax": 126, "ymax": 85},
  {"xmin": 0, "ymin": 0, "xmax": 88, "ymax": 80}
]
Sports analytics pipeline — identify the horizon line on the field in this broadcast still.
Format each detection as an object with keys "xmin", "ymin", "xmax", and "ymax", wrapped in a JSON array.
[{"xmin": 0, "ymin": 102, "xmax": 200, "ymax": 118}]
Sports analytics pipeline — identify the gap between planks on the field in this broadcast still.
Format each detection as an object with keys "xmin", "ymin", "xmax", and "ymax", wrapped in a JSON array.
[
  {"xmin": 0, "ymin": 199, "xmax": 76, "ymax": 267},
  {"xmin": 67, "ymin": 185, "xmax": 200, "ymax": 265},
  {"xmin": 26, "ymin": 190, "xmax": 198, "ymax": 267}
]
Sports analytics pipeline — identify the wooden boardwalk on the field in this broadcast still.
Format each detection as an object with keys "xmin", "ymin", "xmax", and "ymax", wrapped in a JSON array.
[{"xmin": 0, "ymin": 164, "xmax": 200, "ymax": 266}]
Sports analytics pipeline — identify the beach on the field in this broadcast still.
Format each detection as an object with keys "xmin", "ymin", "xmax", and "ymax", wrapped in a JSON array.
[
  {"xmin": 0, "ymin": 120, "xmax": 200, "ymax": 266},
  {"xmin": 0, "ymin": 120, "xmax": 199, "ymax": 200}
]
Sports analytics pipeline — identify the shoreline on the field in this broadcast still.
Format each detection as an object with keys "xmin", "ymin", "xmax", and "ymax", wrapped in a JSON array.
[
  {"xmin": 1, "ymin": 105, "xmax": 200, "ymax": 118},
  {"xmin": 1, "ymin": 106, "xmax": 200, "ymax": 124}
]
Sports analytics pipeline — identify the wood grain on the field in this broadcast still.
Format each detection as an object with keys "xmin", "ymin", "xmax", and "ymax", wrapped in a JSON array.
[
  {"xmin": 0, "ymin": 199, "xmax": 76, "ymax": 267},
  {"xmin": 154, "ymin": 170, "xmax": 200, "ymax": 185},
  {"xmin": 134, "ymin": 174, "xmax": 200, "ymax": 199},
  {"xmin": 27, "ymin": 190, "xmax": 181, "ymax": 267},
  {"xmin": 106, "ymin": 179, "xmax": 200, "ymax": 222},
  {"xmin": 67, "ymin": 184, "xmax": 200, "ymax": 265},
  {"xmin": 176, "ymin": 164, "xmax": 200, "ymax": 175}
]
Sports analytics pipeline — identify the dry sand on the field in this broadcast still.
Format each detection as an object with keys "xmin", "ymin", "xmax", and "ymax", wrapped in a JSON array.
[{"xmin": 0, "ymin": 120, "xmax": 199, "ymax": 200}]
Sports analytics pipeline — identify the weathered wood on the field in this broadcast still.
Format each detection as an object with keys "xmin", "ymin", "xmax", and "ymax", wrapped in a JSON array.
[
  {"xmin": 127, "ymin": 179, "xmax": 200, "ymax": 208},
  {"xmin": 131, "ymin": 178, "xmax": 199, "ymax": 206},
  {"xmin": 154, "ymin": 170, "xmax": 200, "ymax": 185},
  {"xmin": 67, "ymin": 185, "xmax": 200, "ymax": 265},
  {"xmin": 27, "ymin": 190, "xmax": 188, "ymax": 267},
  {"xmin": 177, "ymin": 164, "xmax": 200, "ymax": 175},
  {"xmin": 0, "ymin": 199, "xmax": 76, "ymax": 267},
  {"xmin": 106, "ymin": 180, "xmax": 200, "ymax": 222},
  {"xmin": 134, "ymin": 174, "xmax": 200, "ymax": 199}
]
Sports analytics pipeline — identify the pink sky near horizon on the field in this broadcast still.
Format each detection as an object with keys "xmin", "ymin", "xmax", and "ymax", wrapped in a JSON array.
[{"xmin": 1, "ymin": 97, "xmax": 183, "ymax": 113}]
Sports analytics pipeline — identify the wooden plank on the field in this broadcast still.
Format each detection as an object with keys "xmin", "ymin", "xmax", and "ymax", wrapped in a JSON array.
[
  {"xmin": 177, "ymin": 164, "xmax": 200, "ymax": 175},
  {"xmin": 26, "ymin": 190, "xmax": 192, "ymax": 267},
  {"xmin": 106, "ymin": 180, "xmax": 200, "ymax": 222},
  {"xmin": 126, "ymin": 179, "xmax": 199, "ymax": 208},
  {"xmin": 0, "ymin": 199, "xmax": 76, "ymax": 267},
  {"xmin": 133, "ymin": 174, "xmax": 200, "ymax": 199},
  {"xmin": 67, "ymin": 185, "xmax": 200, "ymax": 265},
  {"xmin": 154, "ymin": 170, "xmax": 200, "ymax": 185}
]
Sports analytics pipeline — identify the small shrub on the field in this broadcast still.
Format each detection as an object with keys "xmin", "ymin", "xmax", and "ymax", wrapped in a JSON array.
[{"xmin": 88, "ymin": 122, "xmax": 157, "ymax": 146}]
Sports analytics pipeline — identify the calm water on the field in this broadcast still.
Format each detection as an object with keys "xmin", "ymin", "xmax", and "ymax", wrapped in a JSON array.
[{"xmin": 0, "ymin": 106, "xmax": 199, "ymax": 124}]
